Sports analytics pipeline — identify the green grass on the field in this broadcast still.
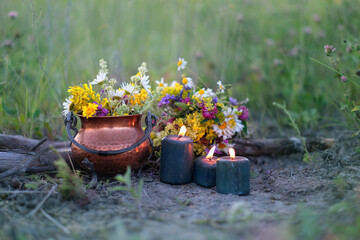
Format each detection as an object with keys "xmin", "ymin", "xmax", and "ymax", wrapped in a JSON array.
[{"xmin": 0, "ymin": 0, "xmax": 359, "ymax": 137}]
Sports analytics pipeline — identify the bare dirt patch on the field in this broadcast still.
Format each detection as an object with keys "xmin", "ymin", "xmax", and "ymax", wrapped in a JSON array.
[{"xmin": 1, "ymin": 134, "xmax": 359, "ymax": 239}]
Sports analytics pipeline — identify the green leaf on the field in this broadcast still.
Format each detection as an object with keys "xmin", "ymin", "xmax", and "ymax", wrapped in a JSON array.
[
  {"xmin": 352, "ymin": 130, "xmax": 360, "ymax": 137},
  {"xmin": 250, "ymin": 170, "xmax": 258, "ymax": 178},
  {"xmin": 174, "ymin": 102, "xmax": 189, "ymax": 110},
  {"xmin": 356, "ymin": 147, "xmax": 360, "ymax": 154},
  {"xmin": 214, "ymin": 117, "xmax": 220, "ymax": 124},
  {"xmin": 351, "ymin": 106, "xmax": 360, "ymax": 112},
  {"xmin": 137, "ymin": 179, "xmax": 144, "ymax": 200},
  {"xmin": 3, "ymin": 106, "xmax": 16, "ymax": 115},
  {"xmin": 33, "ymin": 109, "xmax": 41, "ymax": 118},
  {"xmin": 242, "ymin": 121, "xmax": 248, "ymax": 135},
  {"xmin": 200, "ymin": 119, "xmax": 208, "ymax": 124},
  {"xmin": 109, "ymin": 186, "xmax": 129, "ymax": 191}
]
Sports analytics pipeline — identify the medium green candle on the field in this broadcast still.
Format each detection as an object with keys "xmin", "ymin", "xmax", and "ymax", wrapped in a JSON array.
[{"xmin": 216, "ymin": 148, "xmax": 250, "ymax": 195}]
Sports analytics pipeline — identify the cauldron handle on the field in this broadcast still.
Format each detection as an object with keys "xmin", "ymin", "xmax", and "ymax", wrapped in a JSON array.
[{"xmin": 64, "ymin": 111, "xmax": 157, "ymax": 156}]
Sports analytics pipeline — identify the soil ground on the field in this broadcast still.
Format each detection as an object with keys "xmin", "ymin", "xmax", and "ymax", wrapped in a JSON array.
[{"xmin": 1, "ymin": 131, "xmax": 360, "ymax": 240}]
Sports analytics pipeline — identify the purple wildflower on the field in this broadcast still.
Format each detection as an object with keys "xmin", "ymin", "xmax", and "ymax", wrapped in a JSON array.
[
  {"xmin": 229, "ymin": 97, "xmax": 238, "ymax": 106},
  {"xmin": 340, "ymin": 75, "xmax": 347, "ymax": 82},
  {"xmin": 236, "ymin": 14, "xmax": 244, "ymax": 23},
  {"xmin": 181, "ymin": 97, "xmax": 191, "ymax": 104},
  {"xmin": 8, "ymin": 11, "xmax": 18, "ymax": 19},
  {"xmin": 158, "ymin": 94, "xmax": 176, "ymax": 107},
  {"xmin": 195, "ymin": 50, "xmax": 203, "ymax": 60},
  {"xmin": 290, "ymin": 47, "xmax": 298, "ymax": 57},
  {"xmin": 266, "ymin": 39, "xmax": 274, "ymax": 47},
  {"xmin": 2, "ymin": 40, "xmax": 15, "ymax": 48},
  {"xmin": 317, "ymin": 31, "xmax": 325, "ymax": 39},
  {"xmin": 303, "ymin": 26, "xmax": 312, "ymax": 34},
  {"xmin": 202, "ymin": 105, "xmax": 218, "ymax": 119},
  {"xmin": 312, "ymin": 14, "xmax": 321, "ymax": 23},
  {"xmin": 324, "ymin": 45, "xmax": 336, "ymax": 56},
  {"xmin": 100, "ymin": 89, "xmax": 107, "ymax": 97},
  {"xmin": 273, "ymin": 59, "xmax": 283, "ymax": 66},
  {"xmin": 94, "ymin": 102, "xmax": 109, "ymax": 116},
  {"xmin": 212, "ymin": 96, "xmax": 218, "ymax": 103},
  {"xmin": 238, "ymin": 106, "xmax": 249, "ymax": 121}
]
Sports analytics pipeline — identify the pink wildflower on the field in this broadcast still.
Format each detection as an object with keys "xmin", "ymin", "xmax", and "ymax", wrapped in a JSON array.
[
  {"xmin": 8, "ymin": 11, "xmax": 18, "ymax": 19},
  {"xmin": 238, "ymin": 106, "xmax": 249, "ymax": 121},
  {"xmin": 324, "ymin": 45, "xmax": 336, "ymax": 56},
  {"xmin": 202, "ymin": 105, "xmax": 218, "ymax": 119}
]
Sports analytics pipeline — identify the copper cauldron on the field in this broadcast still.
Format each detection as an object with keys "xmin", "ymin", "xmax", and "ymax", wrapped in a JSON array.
[{"xmin": 65, "ymin": 111, "xmax": 157, "ymax": 175}]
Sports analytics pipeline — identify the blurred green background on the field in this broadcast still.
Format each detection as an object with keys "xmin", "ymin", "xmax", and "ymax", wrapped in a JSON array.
[{"xmin": 0, "ymin": 0, "xmax": 359, "ymax": 138}]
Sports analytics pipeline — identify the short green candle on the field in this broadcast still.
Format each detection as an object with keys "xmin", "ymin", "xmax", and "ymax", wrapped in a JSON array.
[
  {"xmin": 216, "ymin": 156, "xmax": 250, "ymax": 195},
  {"xmin": 193, "ymin": 156, "xmax": 218, "ymax": 188}
]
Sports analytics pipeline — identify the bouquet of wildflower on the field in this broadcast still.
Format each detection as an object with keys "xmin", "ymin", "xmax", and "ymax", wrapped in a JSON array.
[
  {"xmin": 62, "ymin": 59, "xmax": 155, "ymax": 118},
  {"xmin": 151, "ymin": 58, "xmax": 249, "ymax": 156}
]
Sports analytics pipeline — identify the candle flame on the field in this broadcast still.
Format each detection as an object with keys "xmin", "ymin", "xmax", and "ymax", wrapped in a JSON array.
[
  {"xmin": 206, "ymin": 146, "xmax": 216, "ymax": 159},
  {"xmin": 229, "ymin": 148, "xmax": 236, "ymax": 159},
  {"xmin": 178, "ymin": 125, "xmax": 187, "ymax": 137}
]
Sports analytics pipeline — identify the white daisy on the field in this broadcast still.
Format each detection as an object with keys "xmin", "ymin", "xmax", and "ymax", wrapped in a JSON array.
[
  {"xmin": 224, "ymin": 107, "xmax": 244, "ymax": 133},
  {"xmin": 155, "ymin": 77, "xmax": 168, "ymax": 88},
  {"xmin": 140, "ymin": 75, "xmax": 151, "ymax": 94},
  {"xmin": 204, "ymin": 88, "xmax": 215, "ymax": 98},
  {"xmin": 182, "ymin": 77, "xmax": 194, "ymax": 89},
  {"xmin": 217, "ymin": 81, "xmax": 225, "ymax": 93},
  {"xmin": 108, "ymin": 88, "xmax": 125, "ymax": 99},
  {"xmin": 216, "ymin": 141, "xmax": 235, "ymax": 154},
  {"xmin": 177, "ymin": 58, "xmax": 187, "ymax": 71},
  {"xmin": 213, "ymin": 107, "xmax": 244, "ymax": 140},
  {"xmin": 62, "ymin": 97, "xmax": 72, "ymax": 117},
  {"xmin": 170, "ymin": 81, "xmax": 178, "ymax": 87},
  {"xmin": 90, "ymin": 71, "xmax": 107, "ymax": 85},
  {"xmin": 122, "ymin": 83, "xmax": 138, "ymax": 95},
  {"xmin": 194, "ymin": 88, "xmax": 215, "ymax": 101}
]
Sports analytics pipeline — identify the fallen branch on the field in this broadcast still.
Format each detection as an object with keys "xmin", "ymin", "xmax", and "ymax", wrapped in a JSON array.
[
  {"xmin": 0, "ymin": 190, "xmax": 51, "ymax": 194},
  {"xmin": 0, "ymin": 134, "xmax": 66, "ymax": 150},
  {"xmin": 0, "ymin": 134, "xmax": 75, "ymax": 174},
  {"xmin": 0, "ymin": 148, "xmax": 49, "ymax": 178},
  {"xmin": 233, "ymin": 137, "xmax": 335, "ymax": 156},
  {"xmin": 0, "ymin": 134, "xmax": 335, "ymax": 174}
]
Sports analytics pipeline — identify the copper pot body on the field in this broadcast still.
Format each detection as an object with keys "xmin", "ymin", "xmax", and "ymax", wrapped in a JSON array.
[{"xmin": 71, "ymin": 114, "xmax": 150, "ymax": 174}]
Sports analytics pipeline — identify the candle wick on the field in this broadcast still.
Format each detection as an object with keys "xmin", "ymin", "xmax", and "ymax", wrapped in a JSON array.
[{"xmin": 177, "ymin": 135, "xmax": 182, "ymax": 140}]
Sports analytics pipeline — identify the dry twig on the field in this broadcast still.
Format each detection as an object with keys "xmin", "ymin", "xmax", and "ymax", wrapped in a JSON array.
[
  {"xmin": 40, "ymin": 209, "xmax": 70, "ymax": 235},
  {"xmin": 26, "ymin": 184, "xmax": 57, "ymax": 217}
]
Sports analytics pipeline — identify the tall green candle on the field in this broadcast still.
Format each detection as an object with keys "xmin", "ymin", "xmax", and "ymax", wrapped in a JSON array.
[{"xmin": 160, "ymin": 126, "xmax": 194, "ymax": 185}]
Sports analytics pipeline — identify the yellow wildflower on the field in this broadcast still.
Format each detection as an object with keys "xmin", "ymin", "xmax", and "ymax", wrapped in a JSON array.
[
  {"xmin": 82, "ymin": 103, "xmax": 98, "ymax": 118},
  {"xmin": 68, "ymin": 84, "xmax": 100, "ymax": 113},
  {"xmin": 130, "ymin": 89, "xmax": 148, "ymax": 106},
  {"xmin": 161, "ymin": 83, "xmax": 183, "ymax": 97}
]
